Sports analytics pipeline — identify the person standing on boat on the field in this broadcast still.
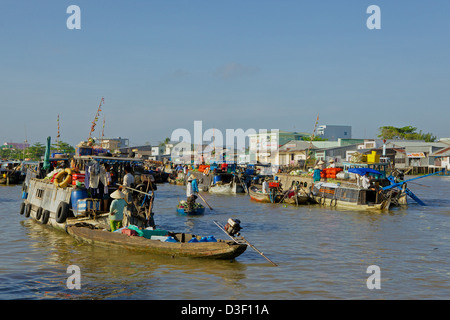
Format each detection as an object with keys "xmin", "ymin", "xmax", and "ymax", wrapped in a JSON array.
[
  {"xmin": 186, "ymin": 175, "xmax": 199, "ymax": 211},
  {"xmin": 313, "ymin": 165, "xmax": 321, "ymax": 183},
  {"xmin": 109, "ymin": 189, "xmax": 127, "ymax": 232},
  {"xmin": 361, "ymin": 173, "xmax": 371, "ymax": 189},
  {"xmin": 122, "ymin": 165, "xmax": 135, "ymax": 226},
  {"xmin": 262, "ymin": 178, "xmax": 269, "ymax": 194},
  {"xmin": 102, "ymin": 164, "xmax": 112, "ymax": 211}
]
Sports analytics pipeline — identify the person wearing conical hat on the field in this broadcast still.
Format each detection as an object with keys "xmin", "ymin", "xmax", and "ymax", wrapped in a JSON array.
[
  {"xmin": 317, "ymin": 159, "xmax": 325, "ymax": 170},
  {"xmin": 313, "ymin": 165, "xmax": 322, "ymax": 183},
  {"xmin": 328, "ymin": 159, "xmax": 336, "ymax": 168},
  {"xmin": 109, "ymin": 189, "xmax": 127, "ymax": 232}
]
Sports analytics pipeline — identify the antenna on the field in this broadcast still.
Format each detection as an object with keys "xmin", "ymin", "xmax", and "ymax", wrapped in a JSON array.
[
  {"xmin": 57, "ymin": 114, "xmax": 60, "ymax": 145},
  {"xmin": 303, "ymin": 113, "xmax": 319, "ymax": 171}
]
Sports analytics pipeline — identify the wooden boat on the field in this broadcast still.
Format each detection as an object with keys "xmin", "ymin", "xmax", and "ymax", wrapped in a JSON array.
[
  {"xmin": 310, "ymin": 182, "xmax": 391, "ymax": 211},
  {"xmin": 66, "ymin": 223, "xmax": 247, "ymax": 260},
  {"xmin": 248, "ymin": 185, "xmax": 282, "ymax": 203},
  {"xmin": 176, "ymin": 201, "xmax": 206, "ymax": 215},
  {"xmin": 208, "ymin": 181, "xmax": 244, "ymax": 194},
  {"xmin": 283, "ymin": 192, "xmax": 310, "ymax": 205},
  {"xmin": 208, "ymin": 173, "xmax": 245, "ymax": 194}
]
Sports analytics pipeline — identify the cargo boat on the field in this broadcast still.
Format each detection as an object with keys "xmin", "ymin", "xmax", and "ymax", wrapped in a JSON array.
[{"xmin": 310, "ymin": 182, "xmax": 391, "ymax": 210}]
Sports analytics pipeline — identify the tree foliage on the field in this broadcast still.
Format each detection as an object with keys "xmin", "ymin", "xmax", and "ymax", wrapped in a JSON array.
[
  {"xmin": 1, "ymin": 141, "xmax": 75, "ymax": 160},
  {"xmin": 377, "ymin": 126, "xmax": 437, "ymax": 142}
]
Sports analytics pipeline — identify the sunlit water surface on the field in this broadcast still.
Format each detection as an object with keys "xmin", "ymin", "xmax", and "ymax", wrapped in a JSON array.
[{"xmin": 0, "ymin": 176, "xmax": 449, "ymax": 299}]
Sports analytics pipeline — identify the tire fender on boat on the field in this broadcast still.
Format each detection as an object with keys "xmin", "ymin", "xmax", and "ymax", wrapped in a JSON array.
[
  {"xmin": 36, "ymin": 207, "xmax": 43, "ymax": 220},
  {"xmin": 41, "ymin": 210, "xmax": 50, "ymax": 224},
  {"xmin": 19, "ymin": 202, "xmax": 26, "ymax": 215},
  {"xmin": 25, "ymin": 203, "xmax": 32, "ymax": 218},
  {"xmin": 56, "ymin": 202, "xmax": 69, "ymax": 223}
]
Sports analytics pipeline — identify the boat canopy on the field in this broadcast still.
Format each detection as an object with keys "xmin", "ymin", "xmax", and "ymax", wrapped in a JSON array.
[{"xmin": 348, "ymin": 168, "xmax": 383, "ymax": 176}]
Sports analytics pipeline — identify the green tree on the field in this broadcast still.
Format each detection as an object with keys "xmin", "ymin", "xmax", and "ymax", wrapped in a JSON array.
[
  {"xmin": 51, "ymin": 141, "xmax": 75, "ymax": 154},
  {"xmin": 159, "ymin": 137, "xmax": 171, "ymax": 146},
  {"xmin": 301, "ymin": 135, "xmax": 328, "ymax": 141},
  {"xmin": 26, "ymin": 142, "xmax": 46, "ymax": 160},
  {"xmin": 377, "ymin": 126, "xmax": 436, "ymax": 142}
]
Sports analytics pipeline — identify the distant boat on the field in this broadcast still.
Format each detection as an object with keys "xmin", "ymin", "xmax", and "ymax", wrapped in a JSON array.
[
  {"xmin": 282, "ymin": 190, "xmax": 311, "ymax": 205},
  {"xmin": 310, "ymin": 182, "xmax": 391, "ymax": 210},
  {"xmin": 208, "ymin": 173, "xmax": 245, "ymax": 194},
  {"xmin": 248, "ymin": 185, "xmax": 282, "ymax": 203}
]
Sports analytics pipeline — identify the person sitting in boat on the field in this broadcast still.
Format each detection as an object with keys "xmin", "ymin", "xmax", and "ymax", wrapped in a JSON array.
[
  {"xmin": 109, "ymin": 189, "xmax": 127, "ymax": 232},
  {"xmin": 186, "ymin": 175, "xmax": 199, "ymax": 211}
]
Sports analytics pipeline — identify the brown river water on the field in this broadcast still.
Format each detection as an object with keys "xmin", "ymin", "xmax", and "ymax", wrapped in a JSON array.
[{"xmin": 0, "ymin": 176, "xmax": 449, "ymax": 300}]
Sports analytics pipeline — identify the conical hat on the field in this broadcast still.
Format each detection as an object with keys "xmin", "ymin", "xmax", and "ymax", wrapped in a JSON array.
[{"xmin": 110, "ymin": 189, "xmax": 125, "ymax": 199}]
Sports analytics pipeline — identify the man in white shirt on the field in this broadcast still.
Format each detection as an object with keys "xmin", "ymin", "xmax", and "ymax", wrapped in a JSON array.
[
  {"xmin": 328, "ymin": 159, "xmax": 336, "ymax": 168},
  {"xmin": 361, "ymin": 173, "xmax": 371, "ymax": 189},
  {"xmin": 123, "ymin": 165, "xmax": 135, "ymax": 187},
  {"xmin": 262, "ymin": 179, "xmax": 269, "ymax": 194},
  {"xmin": 122, "ymin": 165, "xmax": 134, "ymax": 226}
]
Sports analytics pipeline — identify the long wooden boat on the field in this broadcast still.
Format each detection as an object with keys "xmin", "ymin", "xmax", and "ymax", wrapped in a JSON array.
[
  {"xmin": 176, "ymin": 202, "xmax": 206, "ymax": 215},
  {"xmin": 310, "ymin": 182, "xmax": 391, "ymax": 210},
  {"xmin": 66, "ymin": 223, "xmax": 247, "ymax": 260}
]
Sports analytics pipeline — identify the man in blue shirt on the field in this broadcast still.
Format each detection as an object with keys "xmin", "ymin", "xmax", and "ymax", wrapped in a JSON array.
[{"xmin": 186, "ymin": 175, "xmax": 199, "ymax": 211}]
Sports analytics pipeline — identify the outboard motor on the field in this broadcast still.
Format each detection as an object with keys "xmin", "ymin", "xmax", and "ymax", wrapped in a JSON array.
[{"xmin": 224, "ymin": 218, "xmax": 242, "ymax": 237}]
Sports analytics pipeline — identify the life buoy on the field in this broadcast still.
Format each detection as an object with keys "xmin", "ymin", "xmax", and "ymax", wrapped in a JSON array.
[
  {"xmin": 41, "ymin": 210, "xmax": 50, "ymax": 224},
  {"xmin": 20, "ymin": 202, "xmax": 25, "ymax": 215},
  {"xmin": 56, "ymin": 202, "xmax": 69, "ymax": 223},
  {"xmin": 36, "ymin": 207, "xmax": 43, "ymax": 220},
  {"xmin": 54, "ymin": 168, "xmax": 72, "ymax": 188},
  {"xmin": 25, "ymin": 203, "xmax": 32, "ymax": 217}
]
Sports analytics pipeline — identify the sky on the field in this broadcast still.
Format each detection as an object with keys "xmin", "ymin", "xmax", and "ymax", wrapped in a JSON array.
[{"xmin": 1, "ymin": 0, "xmax": 449, "ymax": 148}]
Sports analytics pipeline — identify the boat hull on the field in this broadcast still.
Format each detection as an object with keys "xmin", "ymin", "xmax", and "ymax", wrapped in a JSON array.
[
  {"xmin": 67, "ymin": 225, "xmax": 247, "ymax": 260},
  {"xmin": 176, "ymin": 206, "xmax": 206, "ymax": 215},
  {"xmin": 209, "ymin": 182, "xmax": 244, "ymax": 194},
  {"xmin": 248, "ymin": 186, "xmax": 281, "ymax": 203},
  {"xmin": 283, "ymin": 194, "xmax": 310, "ymax": 205}
]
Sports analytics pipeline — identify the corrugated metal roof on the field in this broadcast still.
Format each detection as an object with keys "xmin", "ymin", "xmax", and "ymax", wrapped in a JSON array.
[{"xmin": 430, "ymin": 147, "xmax": 450, "ymax": 157}]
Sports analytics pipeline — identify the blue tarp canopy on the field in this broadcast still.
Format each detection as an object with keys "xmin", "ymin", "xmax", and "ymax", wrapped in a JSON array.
[{"xmin": 348, "ymin": 168, "xmax": 382, "ymax": 176}]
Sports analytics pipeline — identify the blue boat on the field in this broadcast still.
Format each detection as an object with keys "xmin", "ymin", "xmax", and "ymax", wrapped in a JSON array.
[{"xmin": 176, "ymin": 201, "xmax": 206, "ymax": 215}]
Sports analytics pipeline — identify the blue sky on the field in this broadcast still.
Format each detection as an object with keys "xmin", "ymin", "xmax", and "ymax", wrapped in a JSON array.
[{"xmin": 1, "ymin": 1, "xmax": 449, "ymax": 147}]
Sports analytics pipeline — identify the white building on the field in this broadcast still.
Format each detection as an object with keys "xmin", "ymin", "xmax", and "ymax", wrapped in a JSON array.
[
  {"xmin": 316, "ymin": 125, "xmax": 352, "ymax": 141},
  {"xmin": 248, "ymin": 130, "xmax": 308, "ymax": 164}
]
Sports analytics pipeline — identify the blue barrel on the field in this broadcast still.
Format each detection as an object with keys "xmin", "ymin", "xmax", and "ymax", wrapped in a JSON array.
[
  {"xmin": 71, "ymin": 188, "xmax": 88, "ymax": 215},
  {"xmin": 213, "ymin": 175, "xmax": 221, "ymax": 184}
]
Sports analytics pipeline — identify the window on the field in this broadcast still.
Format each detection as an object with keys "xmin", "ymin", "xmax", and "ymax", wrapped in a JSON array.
[{"xmin": 36, "ymin": 189, "xmax": 44, "ymax": 199}]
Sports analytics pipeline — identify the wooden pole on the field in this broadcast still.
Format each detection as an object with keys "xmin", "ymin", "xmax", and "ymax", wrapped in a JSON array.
[{"xmin": 197, "ymin": 192, "xmax": 213, "ymax": 210}]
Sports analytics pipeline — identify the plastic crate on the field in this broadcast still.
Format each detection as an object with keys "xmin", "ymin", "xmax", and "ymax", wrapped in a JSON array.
[{"xmin": 76, "ymin": 198, "xmax": 101, "ymax": 215}]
